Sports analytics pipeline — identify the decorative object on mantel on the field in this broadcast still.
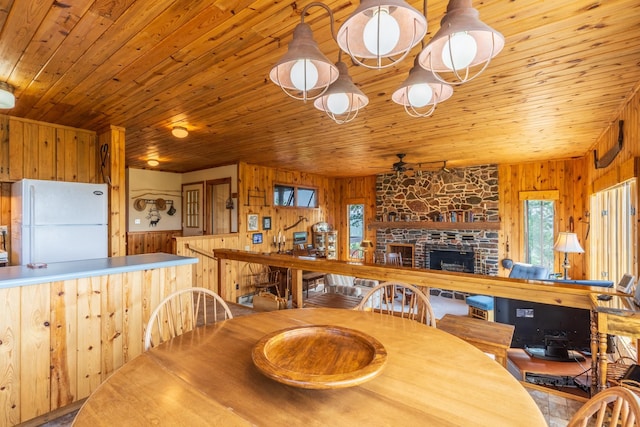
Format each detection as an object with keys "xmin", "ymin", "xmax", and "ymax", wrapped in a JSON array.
[
  {"xmin": 269, "ymin": 0, "xmax": 503, "ymax": 122},
  {"xmin": 367, "ymin": 221, "xmax": 500, "ymax": 231},
  {"xmin": 594, "ymin": 120, "xmax": 624, "ymax": 169},
  {"xmin": 553, "ymin": 232, "xmax": 585, "ymax": 280}
]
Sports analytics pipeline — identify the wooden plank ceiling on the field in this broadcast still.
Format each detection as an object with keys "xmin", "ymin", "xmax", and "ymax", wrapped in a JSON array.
[{"xmin": 0, "ymin": 0, "xmax": 639, "ymax": 177}]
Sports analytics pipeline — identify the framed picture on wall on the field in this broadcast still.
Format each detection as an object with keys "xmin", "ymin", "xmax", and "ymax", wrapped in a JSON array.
[
  {"xmin": 252, "ymin": 233, "xmax": 263, "ymax": 244},
  {"xmin": 263, "ymin": 216, "xmax": 272, "ymax": 230},
  {"xmin": 248, "ymin": 214, "xmax": 259, "ymax": 231}
]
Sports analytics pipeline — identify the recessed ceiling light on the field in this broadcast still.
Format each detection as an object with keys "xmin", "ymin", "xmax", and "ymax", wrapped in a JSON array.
[
  {"xmin": 172, "ymin": 126, "xmax": 188, "ymax": 138},
  {"xmin": 147, "ymin": 159, "xmax": 159, "ymax": 167}
]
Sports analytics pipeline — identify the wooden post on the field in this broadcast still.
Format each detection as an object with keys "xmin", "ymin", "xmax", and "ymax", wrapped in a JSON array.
[{"xmin": 98, "ymin": 125, "xmax": 126, "ymax": 257}]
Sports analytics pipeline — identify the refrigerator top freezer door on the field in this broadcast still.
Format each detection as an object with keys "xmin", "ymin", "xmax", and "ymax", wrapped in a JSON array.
[{"xmin": 17, "ymin": 179, "xmax": 108, "ymax": 226}]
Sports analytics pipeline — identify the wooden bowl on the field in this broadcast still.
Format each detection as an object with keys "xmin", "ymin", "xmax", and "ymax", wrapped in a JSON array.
[{"xmin": 252, "ymin": 325, "xmax": 387, "ymax": 389}]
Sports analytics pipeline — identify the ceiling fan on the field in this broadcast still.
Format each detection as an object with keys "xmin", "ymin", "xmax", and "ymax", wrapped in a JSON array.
[{"xmin": 388, "ymin": 154, "xmax": 450, "ymax": 175}]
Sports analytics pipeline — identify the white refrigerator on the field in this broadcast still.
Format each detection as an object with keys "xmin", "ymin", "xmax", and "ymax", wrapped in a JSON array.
[{"xmin": 11, "ymin": 179, "xmax": 108, "ymax": 265}]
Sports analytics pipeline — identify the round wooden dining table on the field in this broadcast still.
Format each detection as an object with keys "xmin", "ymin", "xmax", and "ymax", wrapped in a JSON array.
[{"xmin": 73, "ymin": 308, "xmax": 546, "ymax": 426}]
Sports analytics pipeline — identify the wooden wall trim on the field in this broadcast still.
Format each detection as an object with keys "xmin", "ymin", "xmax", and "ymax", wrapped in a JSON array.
[{"xmin": 518, "ymin": 190, "xmax": 560, "ymax": 200}]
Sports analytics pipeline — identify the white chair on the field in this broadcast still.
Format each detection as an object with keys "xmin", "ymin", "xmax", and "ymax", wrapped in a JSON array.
[
  {"xmin": 144, "ymin": 287, "xmax": 233, "ymax": 350},
  {"xmin": 355, "ymin": 282, "xmax": 436, "ymax": 327},
  {"xmin": 568, "ymin": 386, "xmax": 640, "ymax": 427}
]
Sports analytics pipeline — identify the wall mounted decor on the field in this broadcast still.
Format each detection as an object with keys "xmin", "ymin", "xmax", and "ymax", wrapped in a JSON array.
[{"xmin": 248, "ymin": 214, "xmax": 259, "ymax": 231}]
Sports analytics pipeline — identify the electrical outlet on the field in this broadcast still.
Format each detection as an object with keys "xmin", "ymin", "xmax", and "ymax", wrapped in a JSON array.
[
  {"xmin": 235, "ymin": 283, "xmax": 239, "ymax": 290},
  {"xmin": 0, "ymin": 225, "xmax": 7, "ymax": 234},
  {"xmin": 134, "ymin": 219, "xmax": 141, "ymax": 225}
]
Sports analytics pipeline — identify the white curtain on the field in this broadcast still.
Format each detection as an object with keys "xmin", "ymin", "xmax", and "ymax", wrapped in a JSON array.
[{"xmin": 589, "ymin": 179, "xmax": 636, "ymax": 283}]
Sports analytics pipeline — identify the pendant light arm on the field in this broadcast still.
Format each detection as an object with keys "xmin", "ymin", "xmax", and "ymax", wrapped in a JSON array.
[{"xmin": 300, "ymin": 2, "xmax": 337, "ymax": 42}]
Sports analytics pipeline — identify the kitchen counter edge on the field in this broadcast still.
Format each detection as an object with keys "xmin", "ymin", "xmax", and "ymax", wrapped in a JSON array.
[{"xmin": 0, "ymin": 253, "xmax": 198, "ymax": 289}]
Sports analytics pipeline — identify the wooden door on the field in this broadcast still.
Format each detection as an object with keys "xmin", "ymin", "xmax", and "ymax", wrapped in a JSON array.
[
  {"xmin": 206, "ymin": 178, "xmax": 231, "ymax": 234},
  {"xmin": 182, "ymin": 182, "xmax": 204, "ymax": 236}
]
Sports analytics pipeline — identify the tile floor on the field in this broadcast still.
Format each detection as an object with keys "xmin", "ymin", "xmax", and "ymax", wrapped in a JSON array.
[{"xmin": 38, "ymin": 293, "xmax": 586, "ymax": 426}]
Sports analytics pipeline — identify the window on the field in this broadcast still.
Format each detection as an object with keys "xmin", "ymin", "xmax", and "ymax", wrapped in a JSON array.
[
  {"xmin": 523, "ymin": 199, "xmax": 555, "ymax": 271},
  {"xmin": 348, "ymin": 203, "xmax": 364, "ymax": 259},
  {"xmin": 590, "ymin": 179, "xmax": 636, "ymax": 283},
  {"xmin": 185, "ymin": 188, "xmax": 200, "ymax": 228},
  {"xmin": 273, "ymin": 184, "xmax": 317, "ymax": 208}
]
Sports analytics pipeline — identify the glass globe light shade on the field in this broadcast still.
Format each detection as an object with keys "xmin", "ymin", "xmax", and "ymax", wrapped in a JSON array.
[
  {"xmin": 363, "ymin": 8, "xmax": 400, "ymax": 57},
  {"xmin": 290, "ymin": 59, "xmax": 319, "ymax": 91},
  {"xmin": 408, "ymin": 84, "xmax": 433, "ymax": 108},
  {"xmin": 327, "ymin": 92, "xmax": 350, "ymax": 114},
  {"xmin": 442, "ymin": 32, "xmax": 478, "ymax": 70}
]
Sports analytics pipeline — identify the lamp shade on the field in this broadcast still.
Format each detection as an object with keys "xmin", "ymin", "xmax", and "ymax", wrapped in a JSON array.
[
  {"xmin": 313, "ymin": 62, "xmax": 369, "ymax": 124},
  {"xmin": 0, "ymin": 82, "xmax": 15, "ymax": 109},
  {"xmin": 392, "ymin": 57, "xmax": 454, "ymax": 117},
  {"xmin": 553, "ymin": 232, "xmax": 584, "ymax": 254},
  {"xmin": 418, "ymin": 0, "xmax": 504, "ymax": 84},
  {"xmin": 336, "ymin": 0, "xmax": 427, "ymax": 69},
  {"xmin": 269, "ymin": 23, "xmax": 339, "ymax": 101},
  {"xmin": 360, "ymin": 240, "xmax": 374, "ymax": 248}
]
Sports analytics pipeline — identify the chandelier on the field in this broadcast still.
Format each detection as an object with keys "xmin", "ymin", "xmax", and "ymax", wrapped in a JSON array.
[{"xmin": 269, "ymin": 0, "xmax": 504, "ymax": 123}]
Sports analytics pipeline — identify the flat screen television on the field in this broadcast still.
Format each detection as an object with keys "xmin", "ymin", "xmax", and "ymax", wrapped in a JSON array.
[{"xmin": 495, "ymin": 297, "xmax": 592, "ymax": 362}]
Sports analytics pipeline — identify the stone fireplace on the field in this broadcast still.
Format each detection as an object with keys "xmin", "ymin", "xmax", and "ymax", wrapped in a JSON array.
[{"xmin": 374, "ymin": 164, "xmax": 500, "ymax": 277}]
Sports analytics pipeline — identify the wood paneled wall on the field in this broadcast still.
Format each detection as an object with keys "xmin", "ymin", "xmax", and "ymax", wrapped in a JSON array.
[
  {"xmin": 585, "ymin": 85, "xmax": 640, "ymax": 280},
  {"xmin": 0, "ymin": 264, "xmax": 193, "ymax": 426},
  {"xmin": 0, "ymin": 116, "xmax": 101, "ymax": 263},
  {"xmin": 126, "ymin": 230, "xmax": 181, "ymax": 255},
  {"xmin": 175, "ymin": 162, "xmax": 334, "ymax": 301},
  {"xmin": 498, "ymin": 159, "xmax": 589, "ymax": 278},
  {"xmin": 331, "ymin": 176, "xmax": 377, "ymax": 260}
]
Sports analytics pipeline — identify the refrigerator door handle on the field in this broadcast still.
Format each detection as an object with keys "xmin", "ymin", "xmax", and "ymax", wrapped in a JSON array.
[{"xmin": 29, "ymin": 184, "xmax": 36, "ymax": 264}]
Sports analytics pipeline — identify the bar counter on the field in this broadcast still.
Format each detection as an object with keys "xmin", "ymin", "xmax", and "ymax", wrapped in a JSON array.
[
  {"xmin": 0, "ymin": 253, "xmax": 198, "ymax": 426},
  {"xmin": 213, "ymin": 249, "xmax": 598, "ymax": 310}
]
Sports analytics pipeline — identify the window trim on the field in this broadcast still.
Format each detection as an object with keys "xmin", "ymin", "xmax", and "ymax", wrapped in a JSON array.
[{"xmin": 273, "ymin": 183, "xmax": 319, "ymax": 208}]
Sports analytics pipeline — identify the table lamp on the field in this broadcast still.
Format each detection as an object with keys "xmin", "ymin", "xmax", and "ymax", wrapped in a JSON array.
[
  {"xmin": 553, "ymin": 232, "xmax": 584, "ymax": 280},
  {"xmin": 360, "ymin": 240, "xmax": 374, "ymax": 263}
]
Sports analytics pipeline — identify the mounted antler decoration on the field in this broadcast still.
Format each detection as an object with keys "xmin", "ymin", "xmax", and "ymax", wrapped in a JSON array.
[
  {"xmin": 284, "ymin": 216, "xmax": 308, "ymax": 231},
  {"xmin": 594, "ymin": 120, "xmax": 624, "ymax": 169}
]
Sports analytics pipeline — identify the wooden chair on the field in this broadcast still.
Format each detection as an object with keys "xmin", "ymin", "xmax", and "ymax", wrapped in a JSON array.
[
  {"xmin": 568, "ymin": 386, "xmax": 640, "ymax": 427},
  {"xmin": 355, "ymin": 282, "xmax": 436, "ymax": 327},
  {"xmin": 144, "ymin": 287, "xmax": 233, "ymax": 350},
  {"xmin": 242, "ymin": 263, "xmax": 282, "ymax": 295},
  {"xmin": 384, "ymin": 252, "xmax": 403, "ymax": 266}
]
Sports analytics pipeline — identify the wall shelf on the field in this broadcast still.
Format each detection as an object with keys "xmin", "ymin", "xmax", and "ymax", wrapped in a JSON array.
[{"xmin": 368, "ymin": 221, "xmax": 501, "ymax": 231}]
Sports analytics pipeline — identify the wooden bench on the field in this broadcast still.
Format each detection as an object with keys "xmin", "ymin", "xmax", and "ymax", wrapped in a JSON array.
[{"xmin": 437, "ymin": 314, "xmax": 515, "ymax": 368}]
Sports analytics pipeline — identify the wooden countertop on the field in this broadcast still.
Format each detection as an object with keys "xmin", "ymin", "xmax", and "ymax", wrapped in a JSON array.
[
  {"xmin": 212, "ymin": 249, "xmax": 597, "ymax": 309},
  {"xmin": 0, "ymin": 253, "xmax": 197, "ymax": 288}
]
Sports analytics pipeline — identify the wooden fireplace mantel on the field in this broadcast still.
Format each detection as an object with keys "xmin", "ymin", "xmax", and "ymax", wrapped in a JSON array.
[{"xmin": 367, "ymin": 221, "xmax": 501, "ymax": 231}]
